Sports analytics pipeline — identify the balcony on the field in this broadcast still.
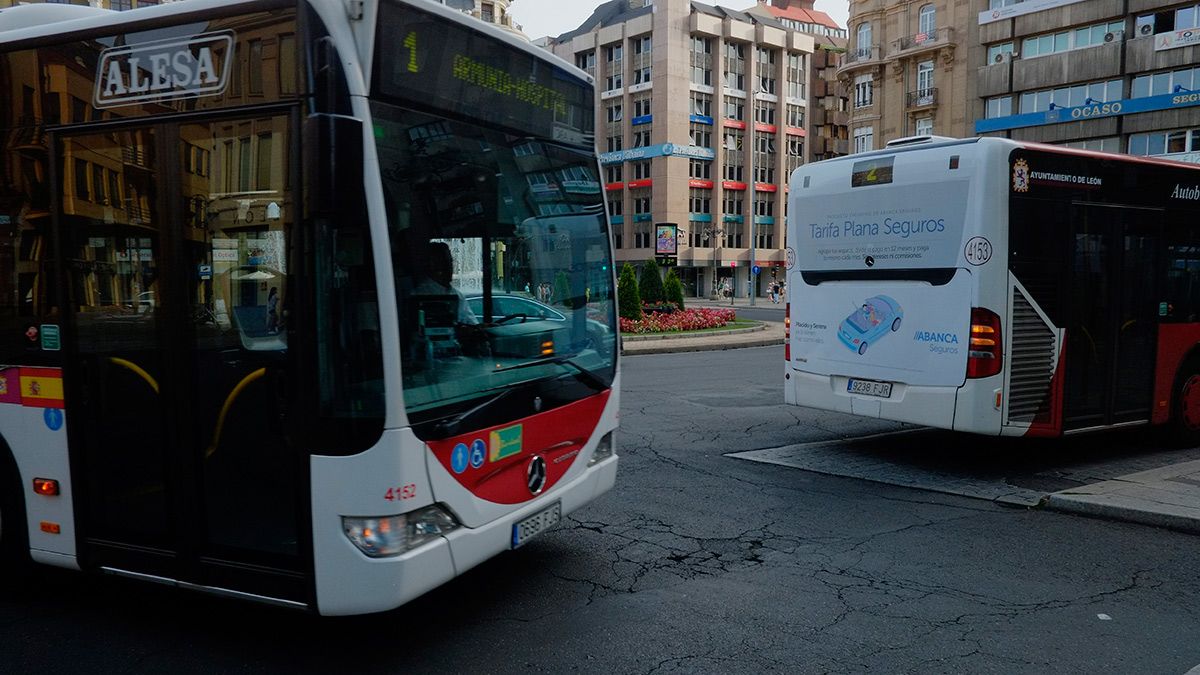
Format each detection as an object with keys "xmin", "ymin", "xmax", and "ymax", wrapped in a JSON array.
[
  {"xmin": 906, "ymin": 88, "xmax": 938, "ymax": 109},
  {"xmin": 836, "ymin": 45, "xmax": 883, "ymax": 76},
  {"xmin": 890, "ymin": 27, "xmax": 955, "ymax": 58}
]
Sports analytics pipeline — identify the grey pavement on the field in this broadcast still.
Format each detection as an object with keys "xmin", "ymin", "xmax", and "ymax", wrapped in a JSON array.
[{"xmin": 624, "ymin": 307, "xmax": 1200, "ymax": 538}]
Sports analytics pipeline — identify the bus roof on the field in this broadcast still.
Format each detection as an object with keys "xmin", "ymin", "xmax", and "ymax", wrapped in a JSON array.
[
  {"xmin": 0, "ymin": 0, "xmax": 593, "ymax": 89},
  {"xmin": 805, "ymin": 136, "xmax": 1200, "ymax": 173}
]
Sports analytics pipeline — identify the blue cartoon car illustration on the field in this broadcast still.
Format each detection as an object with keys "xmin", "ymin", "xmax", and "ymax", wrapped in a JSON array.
[{"xmin": 838, "ymin": 295, "xmax": 904, "ymax": 355}]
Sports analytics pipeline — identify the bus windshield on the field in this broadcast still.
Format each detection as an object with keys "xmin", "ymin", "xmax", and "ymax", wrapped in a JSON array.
[{"xmin": 373, "ymin": 102, "xmax": 616, "ymax": 426}]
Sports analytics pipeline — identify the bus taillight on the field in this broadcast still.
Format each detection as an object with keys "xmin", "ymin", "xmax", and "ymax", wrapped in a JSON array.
[
  {"xmin": 785, "ymin": 303, "xmax": 791, "ymax": 361},
  {"xmin": 967, "ymin": 307, "xmax": 1002, "ymax": 379}
]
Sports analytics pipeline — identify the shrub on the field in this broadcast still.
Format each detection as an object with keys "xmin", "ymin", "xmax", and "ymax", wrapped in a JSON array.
[
  {"xmin": 664, "ymin": 268, "xmax": 685, "ymax": 310},
  {"xmin": 554, "ymin": 271, "xmax": 575, "ymax": 308},
  {"xmin": 638, "ymin": 258, "xmax": 665, "ymax": 304},
  {"xmin": 617, "ymin": 262, "xmax": 643, "ymax": 321}
]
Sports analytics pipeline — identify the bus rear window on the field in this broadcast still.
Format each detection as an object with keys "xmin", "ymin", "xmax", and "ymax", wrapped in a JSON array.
[{"xmin": 851, "ymin": 157, "xmax": 894, "ymax": 187}]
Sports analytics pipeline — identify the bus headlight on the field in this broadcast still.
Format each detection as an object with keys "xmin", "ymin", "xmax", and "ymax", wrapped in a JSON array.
[
  {"xmin": 588, "ymin": 432, "xmax": 615, "ymax": 467},
  {"xmin": 342, "ymin": 505, "xmax": 459, "ymax": 558}
]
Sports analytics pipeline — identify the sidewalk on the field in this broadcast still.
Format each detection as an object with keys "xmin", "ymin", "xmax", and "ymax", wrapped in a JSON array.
[
  {"xmin": 687, "ymin": 296, "xmax": 788, "ymax": 312},
  {"xmin": 1046, "ymin": 459, "xmax": 1200, "ymax": 535}
]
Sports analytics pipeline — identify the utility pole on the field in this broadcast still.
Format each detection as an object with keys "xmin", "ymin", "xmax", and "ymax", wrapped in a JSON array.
[{"xmin": 748, "ymin": 86, "xmax": 757, "ymax": 307}]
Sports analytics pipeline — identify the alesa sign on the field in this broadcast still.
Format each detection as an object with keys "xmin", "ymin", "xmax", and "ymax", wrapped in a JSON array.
[{"xmin": 93, "ymin": 31, "xmax": 234, "ymax": 108}]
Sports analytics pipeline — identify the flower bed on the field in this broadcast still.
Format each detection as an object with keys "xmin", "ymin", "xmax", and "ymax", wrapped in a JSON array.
[{"xmin": 619, "ymin": 308, "xmax": 737, "ymax": 334}]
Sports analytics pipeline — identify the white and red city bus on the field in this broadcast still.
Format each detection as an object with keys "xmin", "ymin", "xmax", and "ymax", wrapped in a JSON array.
[
  {"xmin": 0, "ymin": 0, "xmax": 619, "ymax": 615},
  {"xmin": 785, "ymin": 136, "xmax": 1200, "ymax": 439}
]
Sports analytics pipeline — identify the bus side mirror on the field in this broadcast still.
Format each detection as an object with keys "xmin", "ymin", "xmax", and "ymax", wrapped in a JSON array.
[{"xmin": 304, "ymin": 114, "xmax": 365, "ymax": 216}]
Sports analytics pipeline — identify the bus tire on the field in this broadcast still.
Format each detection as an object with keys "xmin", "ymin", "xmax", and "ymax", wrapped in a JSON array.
[
  {"xmin": 1172, "ymin": 366, "xmax": 1200, "ymax": 447},
  {"xmin": 858, "ymin": 342, "xmax": 868, "ymax": 355},
  {"xmin": 891, "ymin": 317, "xmax": 902, "ymax": 332},
  {"xmin": 0, "ymin": 443, "xmax": 31, "ymax": 578}
]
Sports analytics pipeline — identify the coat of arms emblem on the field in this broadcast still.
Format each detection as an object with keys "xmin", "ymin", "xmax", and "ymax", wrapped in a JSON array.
[{"xmin": 1012, "ymin": 159, "xmax": 1030, "ymax": 193}]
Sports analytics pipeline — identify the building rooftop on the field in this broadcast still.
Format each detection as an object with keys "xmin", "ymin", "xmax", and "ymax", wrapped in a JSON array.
[
  {"xmin": 755, "ymin": 0, "xmax": 841, "ymax": 30},
  {"xmin": 555, "ymin": 0, "xmax": 795, "ymax": 42}
]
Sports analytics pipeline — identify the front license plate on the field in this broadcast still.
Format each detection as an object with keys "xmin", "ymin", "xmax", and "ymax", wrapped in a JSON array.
[
  {"xmin": 847, "ymin": 378, "xmax": 893, "ymax": 398},
  {"xmin": 512, "ymin": 502, "xmax": 561, "ymax": 548}
]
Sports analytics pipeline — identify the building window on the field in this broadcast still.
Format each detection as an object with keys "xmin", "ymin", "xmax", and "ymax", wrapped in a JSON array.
[
  {"xmin": 576, "ymin": 51, "xmax": 596, "ymax": 75},
  {"xmin": 690, "ymin": 188, "xmax": 712, "ymax": 215},
  {"xmin": 1132, "ymin": 66, "xmax": 1199, "ymax": 98},
  {"xmin": 985, "ymin": 96, "xmax": 1013, "ymax": 118},
  {"xmin": 918, "ymin": 4, "xmax": 936, "ymax": 36},
  {"xmin": 723, "ymin": 130, "xmax": 744, "ymax": 181},
  {"xmin": 853, "ymin": 126, "xmax": 874, "ymax": 153},
  {"xmin": 605, "ymin": 43, "xmax": 623, "ymax": 91},
  {"xmin": 785, "ymin": 104, "xmax": 805, "ymax": 128},
  {"xmin": 1137, "ymin": 5, "xmax": 1199, "ymax": 35},
  {"xmin": 723, "ymin": 196, "xmax": 743, "ymax": 247},
  {"xmin": 633, "ymin": 128, "xmax": 652, "ymax": 148},
  {"xmin": 986, "ymin": 42, "xmax": 1015, "ymax": 65},
  {"xmin": 1021, "ymin": 21, "xmax": 1126, "ymax": 59},
  {"xmin": 1019, "ymin": 79, "xmax": 1122, "ymax": 113},
  {"xmin": 855, "ymin": 22, "xmax": 872, "ymax": 57},
  {"xmin": 724, "ymin": 42, "xmax": 746, "ymax": 91},
  {"xmin": 632, "ymin": 160, "xmax": 652, "ymax": 180},
  {"xmin": 690, "ymin": 158, "xmax": 712, "ymax": 179},
  {"xmin": 786, "ymin": 53, "xmax": 806, "ymax": 100},
  {"xmin": 754, "ymin": 100, "xmax": 776, "ymax": 126},
  {"xmin": 691, "ymin": 36, "xmax": 713, "ymax": 86},
  {"xmin": 1129, "ymin": 129, "xmax": 1200, "ymax": 156},
  {"xmin": 690, "ymin": 124, "xmax": 712, "ymax": 148},
  {"xmin": 607, "ymin": 103, "xmax": 623, "ymax": 123},
  {"xmin": 753, "ymin": 197, "xmax": 774, "ymax": 249},
  {"xmin": 634, "ymin": 35, "xmax": 652, "ymax": 56},
  {"xmin": 754, "ymin": 135, "xmax": 776, "ymax": 184},
  {"xmin": 606, "ymin": 165, "xmax": 623, "ymax": 183},
  {"xmin": 632, "ymin": 189, "xmax": 652, "ymax": 248},
  {"xmin": 1058, "ymin": 137, "xmax": 1120, "ymax": 153},
  {"xmin": 756, "ymin": 47, "xmax": 777, "ymax": 95},
  {"xmin": 248, "ymin": 40, "xmax": 263, "ymax": 95},
  {"xmin": 724, "ymin": 96, "xmax": 745, "ymax": 121},
  {"xmin": 786, "ymin": 137, "xmax": 804, "ymax": 176},
  {"xmin": 854, "ymin": 74, "xmax": 873, "ymax": 108},
  {"xmin": 632, "ymin": 94, "xmax": 653, "ymax": 118},
  {"xmin": 633, "ymin": 65, "xmax": 652, "ymax": 85},
  {"xmin": 915, "ymin": 117, "xmax": 933, "ymax": 136},
  {"xmin": 692, "ymin": 92, "xmax": 713, "ymax": 117},
  {"xmin": 916, "ymin": 60, "xmax": 934, "ymax": 97},
  {"xmin": 607, "ymin": 134, "xmax": 623, "ymax": 152}
]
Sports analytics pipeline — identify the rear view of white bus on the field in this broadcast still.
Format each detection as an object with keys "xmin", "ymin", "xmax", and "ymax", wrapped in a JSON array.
[{"xmin": 784, "ymin": 138, "xmax": 1010, "ymax": 435}]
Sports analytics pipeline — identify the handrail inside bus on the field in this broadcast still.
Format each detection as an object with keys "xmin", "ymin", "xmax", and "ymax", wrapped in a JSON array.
[
  {"xmin": 205, "ymin": 368, "xmax": 267, "ymax": 459},
  {"xmin": 108, "ymin": 357, "xmax": 159, "ymax": 394}
]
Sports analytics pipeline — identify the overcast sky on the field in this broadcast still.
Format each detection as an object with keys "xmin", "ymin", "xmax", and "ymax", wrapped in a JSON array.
[{"xmin": 509, "ymin": 0, "xmax": 850, "ymax": 41}]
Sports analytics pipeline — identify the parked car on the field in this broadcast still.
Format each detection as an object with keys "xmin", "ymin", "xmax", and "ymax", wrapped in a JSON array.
[
  {"xmin": 837, "ymin": 295, "xmax": 903, "ymax": 355},
  {"xmin": 466, "ymin": 293, "xmax": 613, "ymax": 350}
]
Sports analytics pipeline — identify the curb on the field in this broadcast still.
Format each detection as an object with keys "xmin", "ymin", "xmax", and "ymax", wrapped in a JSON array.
[
  {"xmin": 621, "ymin": 334, "xmax": 783, "ymax": 356},
  {"xmin": 1043, "ymin": 494, "xmax": 1200, "ymax": 535},
  {"xmin": 621, "ymin": 322, "xmax": 766, "ymax": 342}
]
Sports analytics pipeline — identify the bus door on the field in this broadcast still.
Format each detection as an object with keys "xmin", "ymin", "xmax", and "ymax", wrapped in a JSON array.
[
  {"xmin": 56, "ymin": 113, "xmax": 307, "ymax": 604},
  {"xmin": 1062, "ymin": 203, "xmax": 1161, "ymax": 429}
]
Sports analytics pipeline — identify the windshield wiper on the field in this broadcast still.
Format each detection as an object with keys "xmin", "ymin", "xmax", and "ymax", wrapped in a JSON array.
[
  {"xmin": 433, "ymin": 387, "xmax": 517, "ymax": 438},
  {"xmin": 495, "ymin": 354, "xmax": 608, "ymax": 392}
]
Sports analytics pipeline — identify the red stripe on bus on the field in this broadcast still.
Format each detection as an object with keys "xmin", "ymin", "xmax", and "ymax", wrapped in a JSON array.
[
  {"xmin": 1152, "ymin": 324, "xmax": 1200, "ymax": 425},
  {"xmin": 427, "ymin": 390, "xmax": 611, "ymax": 504},
  {"xmin": 1025, "ymin": 334, "xmax": 1066, "ymax": 438}
]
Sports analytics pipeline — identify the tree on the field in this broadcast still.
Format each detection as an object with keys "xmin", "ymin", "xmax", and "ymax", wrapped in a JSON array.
[
  {"xmin": 554, "ymin": 271, "xmax": 574, "ymax": 308},
  {"xmin": 618, "ymin": 262, "xmax": 643, "ymax": 321},
  {"xmin": 664, "ymin": 268, "xmax": 685, "ymax": 310},
  {"xmin": 638, "ymin": 258, "xmax": 665, "ymax": 305}
]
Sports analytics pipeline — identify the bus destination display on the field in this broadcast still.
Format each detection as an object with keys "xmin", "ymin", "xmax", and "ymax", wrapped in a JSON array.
[
  {"xmin": 851, "ymin": 157, "xmax": 895, "ymax": 187},
  {"xmin": 375, "ymin": 1, "xmax": 592, "ymax": 143}
]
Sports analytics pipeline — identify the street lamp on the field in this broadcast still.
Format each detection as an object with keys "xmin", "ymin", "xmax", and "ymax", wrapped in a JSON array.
[
  {"xmin": 748, "ymin": 86, "xmax": 758, "ymax": 307},
  {"xmin": 703, "ymin": 225, "xmax": 724, "ymax": 299}
]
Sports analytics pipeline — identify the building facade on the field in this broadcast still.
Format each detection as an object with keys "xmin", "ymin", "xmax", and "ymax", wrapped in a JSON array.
[
  {"xmin": 973, "ymin": 0, "xmax": 1200, "ymax": 163},
  {"xmin": 549, "ymin": 0, "xmax": 815, "ymax": 298},
  {"xmin": 840, "ymin": 0, "xmax": 973, "ymax": 151},
  {"xmin": 746, "ymin": 0, "xmax": 851, "ymax": 162}
]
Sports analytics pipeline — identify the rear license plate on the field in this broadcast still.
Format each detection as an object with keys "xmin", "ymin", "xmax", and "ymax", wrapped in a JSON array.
[
  {"xmin": 847, "ymin": 378, "xmax": 893, "ymax": 398},
  {"xmin": 512, "ymin": 502, "xmax": 561, "ymax": 548}
]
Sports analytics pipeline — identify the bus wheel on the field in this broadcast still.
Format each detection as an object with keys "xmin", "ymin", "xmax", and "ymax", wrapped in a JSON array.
[
  {"xmin": 858, "ymin": 342, "xmax": 868, "ymax": 355},
  {"xmin": 1173, "ymin": 371, "xmax": 1200, "ymax": 446},
  {"xmin": 891, "ymin": 317, "xmax": 902, "ymax": 332}
]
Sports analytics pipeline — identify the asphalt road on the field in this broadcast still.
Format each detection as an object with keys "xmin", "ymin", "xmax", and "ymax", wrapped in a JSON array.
[{"xmin": 3, "ymin": 346, "xmax": 1200, "ymax": 673}]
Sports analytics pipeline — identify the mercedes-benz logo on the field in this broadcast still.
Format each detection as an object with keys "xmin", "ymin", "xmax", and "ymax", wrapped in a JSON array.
[
  {"xmin": 864, "ymin": 255, "xmax": 875, "ymax": 267},
  {"xmin": 526, "ymin": 455, "xmax": 547, "ymax": 495}
]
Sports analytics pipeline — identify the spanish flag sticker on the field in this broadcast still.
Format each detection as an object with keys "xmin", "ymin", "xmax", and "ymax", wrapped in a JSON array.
[{"xmin": 20, "ymin": 367, "xmax": 64, "ymax": 409}]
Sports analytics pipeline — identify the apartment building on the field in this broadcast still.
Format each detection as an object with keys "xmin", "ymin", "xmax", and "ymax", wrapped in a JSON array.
[
  {"xmin": 973, "ymin": 0, "xmax": 1200, "ymax": 163},
  {"xmin": 747, "ymin": 0, "xmax": 851, "ymax": 161},
  {"xmin": 840, "ymin": 0, "xmax": 973, "ymax": 150},
  {"xmin": 548, "ymin": 0, "xmax": 815, "ymax": 298}
]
